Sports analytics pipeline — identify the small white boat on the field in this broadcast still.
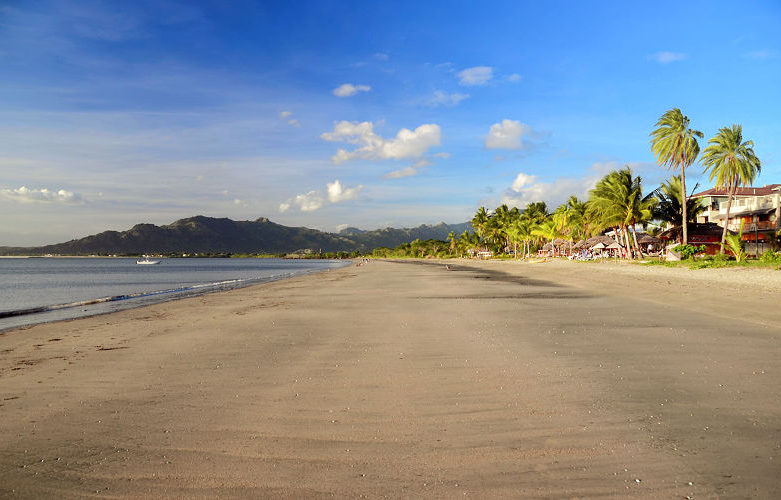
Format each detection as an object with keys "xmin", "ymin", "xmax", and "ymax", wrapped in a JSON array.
[{"xmin": 136, "ymin": 257, "xmax": 161, "ymax": 265}]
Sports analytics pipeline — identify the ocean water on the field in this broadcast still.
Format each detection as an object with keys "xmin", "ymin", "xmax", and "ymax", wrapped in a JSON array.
[{"xmin": 0, "ymin": 257, "xmax": 347, "ymax": 331}]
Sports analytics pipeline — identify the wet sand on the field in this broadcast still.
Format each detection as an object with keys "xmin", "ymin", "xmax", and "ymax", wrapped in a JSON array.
[{"xmin": 1, "ymin": 259, "xmax": 780, "ymax": 498}]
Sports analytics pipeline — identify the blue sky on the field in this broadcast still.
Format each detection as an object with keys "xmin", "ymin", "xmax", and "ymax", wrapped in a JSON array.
[{"xmin": 1, "ymin": 1, "xmax": 780, "ymax": 245}]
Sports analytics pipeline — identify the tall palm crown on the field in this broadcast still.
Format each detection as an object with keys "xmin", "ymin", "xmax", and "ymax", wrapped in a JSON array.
[
  {"xmin": 652, "ymin": 176, "xmax": 706, "ymax": 225},
  {"xmin": 701, "ymin": 124, "xmax": 760, "ymax": 189},
  {"xmin": 587, "ymin": 167, "xmax": 655, "ymax": 258},
  {"xmin": 701, "ymin": 124, "xmax": 761, "ymax": 252},
  {"xmin": 471, "ymin": 206, "xmax": 489, "ymax": 240},
  {"xmin": 650, "ymin": 108, "xmax": 703, "ymax": 244}
]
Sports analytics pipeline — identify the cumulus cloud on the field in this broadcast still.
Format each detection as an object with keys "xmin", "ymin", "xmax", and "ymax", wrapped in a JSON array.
[
  {"xmin": 279, "ymin": 191, "xmax": 324, "ymax": 213},
  {"xmin": 426, "ymin": 90, "xmax": 469, "ymax": 107},
  {"xmin": 279, "ymin": 110, "xmax": 292, "ymax": 118},
  {"xmin": 280, "ymin": 180, "xmax": 363, "ymax": 213},
  {"xmin": 457, "ymin": 66, "xmax": 493, "ymax": 86},
  {"xmin": 649, "ymin": 51, "xmax": 686, "ymax": 63},
  {"xmin": 501, "ymin": 172, "xmax": 595, "ymax": 209},
  {"xmin": 321, "ymin": 121, "xmax": 441, "ymax": 164},
  {"xmin": 1, "ymin": 186, "xmax": 84, "ymax": 204},
  {"xmin": 507, "ymin": 73, "xmax": 522, "ymax": 82},
  {"xmin": 484, "ymin": 119, "xmax": 532, "ymax": 150},
  {"xmin": 333, "ymin": 83, "xmax": 371, "ymax": 97},
  {"xmin": 500, "ymin": 161, "xmax": 658, "ymax": 209},
  {"xmin": 287, "ymin": 119, "xmax": 300, "ymax": 127},
  {"xmin": 326, "ymin": 180, "xmax": 363, "ymax": 203},
  {"xmin": 432, "ymin": 152, "xmax": 451, "ymax": 159}
]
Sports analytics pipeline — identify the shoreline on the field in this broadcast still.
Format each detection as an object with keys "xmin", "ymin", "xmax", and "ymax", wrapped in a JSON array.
[
  {"xmin": 1, "ymin": 259, "xmax": 779, "ymax": 497},
  {"xmin": 0, "ymin": 258, "xmax": 350, "ymax": 333}
]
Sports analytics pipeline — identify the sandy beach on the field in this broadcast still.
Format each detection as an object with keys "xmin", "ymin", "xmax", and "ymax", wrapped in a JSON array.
[{"xmin": 1, "ymin": 259, "xmax": 780, "ymax": 498}]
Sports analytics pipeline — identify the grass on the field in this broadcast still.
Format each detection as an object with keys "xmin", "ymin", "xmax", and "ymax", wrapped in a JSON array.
[{"xmin": 638, "ymin": 252, "xmax": 781, "ymax": 270}]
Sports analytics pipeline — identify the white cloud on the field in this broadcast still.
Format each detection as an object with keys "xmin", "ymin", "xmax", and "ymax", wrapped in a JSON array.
[
  {"xmin": 426, "ymin": 90, "xmax": 470, "ymax": 107},
  {"xmin": 649, "ymin": 51, "xmax": 687, "ymax": 64},
  {"xmin": 500, "ymin": 161, "xmax": 659, "ymax": 209},
  {"xmin": 383, "ymin": 159, "xmax": 432, "ymax": 179},
  {"xmin": 321, "ymin": 121, "xmax": 441, "ymax": 164},
  {"xmin": 457, "ymin": 66, "xmax": 493, "ymax": 86},
  {"xmin": 384, "ymin": 166, "xmax": 419, "ymax": 179},
  {"xmin": 287, "ymin": 118, "xmax": 300, "ymax": 127},
  {"xmin": 326, "ymin": 180, "xmax": 363, "ymax": 203},
  {"xmin": 279, "ymin": 111, "xmax": 292, "ymax": 118},
  {"xmin": 1, "ymin": 186, "xmax": 84, "ymax": 204},
  {"xmin": 507, "ymin": 73, "xmax": 522, "ymax": 82},
  {"xmin": 511, "ymin": 173, "xmax": 537, "ymax": 192},
  {"xmin": 432, "ymin": 152, "xmax": 451, "ymax": 159},
  {"xmin": 484, "ymin": 119, "xmax": 532, "ymax": 150},
  {"xmin": 281, "ymin": 180, "xmax": 362, "ymax": 213},
  {"xmin": 373, "ymin": 53, "xmax": 389, "ymax": 61},
  {"xmin": 279, "ymin": 190, "xmax": 324, "ymax": 213},
  {"xmin": 333, "ymin": 83, "xmax": 371, "ymax": 97},
  {"xmin": 501, "ymin": 172, "xmax": 595, "ymax": 209}
]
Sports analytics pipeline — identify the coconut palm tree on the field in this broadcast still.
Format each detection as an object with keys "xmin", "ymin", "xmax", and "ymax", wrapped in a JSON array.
[
  {"xmin": 652, "ymin": 175, "xmax": 706, "ymax": 226},
  {"xmin": 650, "ymin": 108, "xmax": 703, "ymax": 245},
  {"xmin": 587, "ymin": 167, "xmax": 656, "ymax": 258},
  {"xmin": 471, "ymin": 206, "xmax": 489, "ymax": 242},
  {"xmin": 532, "ymin": 215, "xmax": 568, "ymax": 255},
  {"xmin": 506, "ymin": 217, "xmax": 534, "ymax": 259},
  {"xmin": 701, "ymin": 124, "xmax": 761, "ymax": 253}
]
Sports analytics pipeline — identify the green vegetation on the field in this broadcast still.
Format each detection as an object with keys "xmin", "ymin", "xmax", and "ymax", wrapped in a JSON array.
[
  {"xmin": 672, "ymin": 244, "xmax": 706, "ymax": 260},
  {"xmin": 650, "ymin": 108, "xmax": 703, "ymax": 245},
  {"xmin": 701, "ymin": 124, "xmax": 761, "ymax": 253}
]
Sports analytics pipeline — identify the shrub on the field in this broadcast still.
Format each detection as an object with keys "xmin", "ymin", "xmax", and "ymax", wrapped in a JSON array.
[
  {"xmin": 672, "ymin": 244, "xmax": 706, "ymax": 260},
  {"xmin": 760, "ymin": 250, "xmax": 781, "ymax": 264}
]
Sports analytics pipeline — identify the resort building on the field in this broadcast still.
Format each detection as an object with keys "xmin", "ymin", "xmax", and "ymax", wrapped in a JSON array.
[{"xmin": 691, "ymin": 184, "xmax": 781, "ymax": 253}]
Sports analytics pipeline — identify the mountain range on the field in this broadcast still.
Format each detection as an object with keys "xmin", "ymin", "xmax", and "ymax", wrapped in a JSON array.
[{"xmin": 0, "ymin": 216, "xmax": 472, "ymax": 256}]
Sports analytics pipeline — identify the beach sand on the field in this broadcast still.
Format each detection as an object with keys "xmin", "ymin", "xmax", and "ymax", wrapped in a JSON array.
[{"xmin": 1, "ymin": 259, "xmax": 780, "ymax": 497}]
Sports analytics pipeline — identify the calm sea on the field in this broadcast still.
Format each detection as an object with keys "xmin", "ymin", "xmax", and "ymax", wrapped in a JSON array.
[{"xmin": 0, "ymin": 257, "xmax": 347, "ymax": 331}]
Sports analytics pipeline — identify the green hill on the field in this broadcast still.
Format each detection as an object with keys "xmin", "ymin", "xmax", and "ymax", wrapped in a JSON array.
[{"xmin": 0, "ymin": 216, "xmax": 472, "ymax": 256}]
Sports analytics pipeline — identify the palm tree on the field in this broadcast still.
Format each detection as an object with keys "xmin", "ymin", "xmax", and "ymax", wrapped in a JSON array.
[
  {"xmin": 587, "ymin": 167, "xmax": 656, "ymax": 258},
  {"xmin": 471, "ymin": 206, "xmax": 489, "ymax": 242},
  {"xmin": 506, "ymin": 218, "xmax": 534, "ymax": 259},
  {"xmin": 701, "ymin": 124, "xmax": 761, "ymax": 253},
  {"xmin": 560, "ymin": 196, "xmax": 589, "ymax": 241},
  {"xmin": 650, "ymin": 108, "xmax": 703, "ymax": 245},
  {"xmin": 652, "ymin": 175, "xmax": 706, "ymax": 226}
]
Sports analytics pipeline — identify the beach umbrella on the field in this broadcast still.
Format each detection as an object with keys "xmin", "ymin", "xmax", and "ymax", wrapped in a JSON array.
[{"xmin": 589, "ymin": 242, "xmax": 606, "ymax": 250}]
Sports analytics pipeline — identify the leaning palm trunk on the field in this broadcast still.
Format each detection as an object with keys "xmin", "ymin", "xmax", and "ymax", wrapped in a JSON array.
[
  {"xmin": 720, "ymin": 181, "xmax": 737, "ymax": 254},
  {"xmin": 622, "ymin": 226, "xmax": 633, "ymax": 259},
  {"xmin": 681, "ymin": 160, "xmax": 688, "ymax": 246},
  {"xmin": 630, "ymin": 225, "xmax": 644, "ymax": 258}
]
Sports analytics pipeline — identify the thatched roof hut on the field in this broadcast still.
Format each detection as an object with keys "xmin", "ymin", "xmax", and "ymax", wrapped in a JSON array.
[
  {"xmin": 637, "ymin": 234, "xmax": 661, "ymax": 245},
  {"xmin": 583, "ymin": 234, "xmax": 620, "ymax": 248}
]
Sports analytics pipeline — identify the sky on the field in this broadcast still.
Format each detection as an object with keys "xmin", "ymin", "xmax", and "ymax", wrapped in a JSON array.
[{"xmin": 1, "ymin": 1, "xmax": 780, "ymax": 246}]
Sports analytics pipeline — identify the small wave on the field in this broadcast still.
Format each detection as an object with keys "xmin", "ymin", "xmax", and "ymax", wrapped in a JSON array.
[{"xmin": 0, "ymin": 277, "xmax": 257, "ymax": 320}]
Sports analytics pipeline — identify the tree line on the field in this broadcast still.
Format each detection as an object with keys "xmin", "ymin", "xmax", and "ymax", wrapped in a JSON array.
[{"xmin": 374, "ymin": 108, "xmax": 762, "ymax": 260}]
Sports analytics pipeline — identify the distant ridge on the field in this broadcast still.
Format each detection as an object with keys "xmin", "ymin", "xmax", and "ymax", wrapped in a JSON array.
[{"xmin": 0, "ymin": 216, "xmax": 473, "ymax": 256}]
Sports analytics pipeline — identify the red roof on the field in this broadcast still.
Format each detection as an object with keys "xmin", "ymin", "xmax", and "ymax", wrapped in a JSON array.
[{"xmin": 691, "ymin": 184, "xmax": 781, "ymax": 198}]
